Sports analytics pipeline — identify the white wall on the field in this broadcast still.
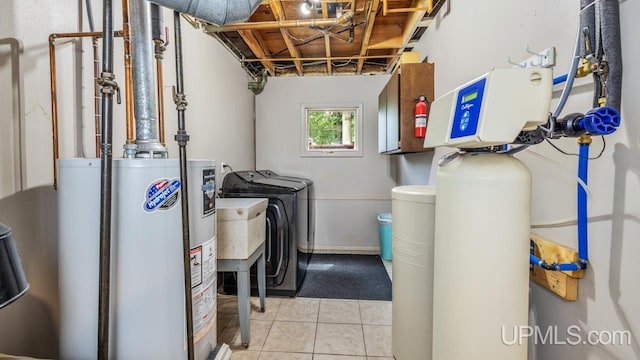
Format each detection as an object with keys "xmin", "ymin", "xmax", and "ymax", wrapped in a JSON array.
[
  {"xmin": 256, "ymin": 75, "xmax": 397, "ymax": 252},
  {"xmin": 413, "ymin": 0, "xmax": 640, "ymax": 358},
  {"xmin": 0, "ymin": 1, "xmax": 256, "ymax": 357}
]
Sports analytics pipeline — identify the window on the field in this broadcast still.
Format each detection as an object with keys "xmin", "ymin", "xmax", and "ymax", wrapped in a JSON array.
[{"xmin": 301, "ymin": 103, "xmax": 363, "ymax": 157}]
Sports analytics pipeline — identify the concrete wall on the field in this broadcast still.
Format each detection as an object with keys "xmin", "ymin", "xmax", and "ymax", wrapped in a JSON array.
[
  {"xmin": 413, "ymin": 0, "xmax": 639, "ymax": 358},
  {"xmin": 0, "ymin": 1, "xmax": 256, "ymax": 357},
  {"xmin": 255, "ymin": 75, "xmax": 397, "ymax": 252}
]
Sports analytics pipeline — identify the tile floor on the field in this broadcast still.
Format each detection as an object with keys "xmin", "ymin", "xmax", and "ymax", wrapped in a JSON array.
[
  {"xmin": 217, "ymin": 256, "xmax": 394, "ymax": 359},
  {"xmin": 217, "ymin": 295, "xmax": 393, "ymax": 360}
]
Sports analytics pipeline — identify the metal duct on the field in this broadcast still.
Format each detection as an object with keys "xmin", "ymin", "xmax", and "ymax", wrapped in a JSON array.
[
  {"xmin": 130, "ymin": 0, "xmax": 166, "ymax": 157},
  {"xmin": 147, "ymin": 0, "xmax": 262, "ymax": 26}
]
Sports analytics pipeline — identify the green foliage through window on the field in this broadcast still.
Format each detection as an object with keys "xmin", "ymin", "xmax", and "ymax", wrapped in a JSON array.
[{"xmin": 307, "ymin": 109, "xmax": 356, "ymax": 150}]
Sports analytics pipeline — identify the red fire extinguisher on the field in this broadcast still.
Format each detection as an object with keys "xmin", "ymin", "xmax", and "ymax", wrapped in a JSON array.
[{"xmin": 415, "ymin": 95, "xmax": 429, "ymax": 138}]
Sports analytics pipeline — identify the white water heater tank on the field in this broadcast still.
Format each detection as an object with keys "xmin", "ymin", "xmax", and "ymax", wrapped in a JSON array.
[
  {"xmin": 58, "ymin": 158, "xmax": 217, "ymax": 359},
  {"xmin": 432, "ymin": 152, "xmax": 530, "ymax": 359}
]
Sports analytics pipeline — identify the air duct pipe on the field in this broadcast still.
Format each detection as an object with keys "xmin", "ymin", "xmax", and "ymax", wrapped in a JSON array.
[
  {"xmin": 130, "ymin": 0, "xmax": 167, "ymax": 157},
  {"xmin": 146, "ymin": 0, "xmax": 262, "ymax": 26}
]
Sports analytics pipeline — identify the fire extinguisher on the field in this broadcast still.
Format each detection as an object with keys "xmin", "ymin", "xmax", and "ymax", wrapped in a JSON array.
[{"xmin": 415, "ymin": 95, "xmax": 429, "ymax": 138}]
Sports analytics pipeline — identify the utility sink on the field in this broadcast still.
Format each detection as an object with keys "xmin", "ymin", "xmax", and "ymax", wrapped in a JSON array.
[{"xmin": 216, "ymin": 198, "xmax": 268, "ymax": 260}]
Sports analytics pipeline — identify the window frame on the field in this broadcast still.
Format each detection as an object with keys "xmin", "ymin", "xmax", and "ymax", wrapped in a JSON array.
[{"xmin": 300, "ymin": 103, "xmax": 364, "ymax": 158}]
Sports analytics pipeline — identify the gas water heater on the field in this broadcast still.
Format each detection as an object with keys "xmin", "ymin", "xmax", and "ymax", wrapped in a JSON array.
[
  {"xmin": 58, "ymin": 158, "xmax": 217, "ymax": 359},
  {"xmin": 424, "ymin": 68, "xmax": 552, "ymax": 359}
]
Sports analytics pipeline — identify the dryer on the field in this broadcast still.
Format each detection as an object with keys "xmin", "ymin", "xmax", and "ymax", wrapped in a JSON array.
[{"xmin": 220, "ymin": 170, "xmax": 314, "ymax": 296}]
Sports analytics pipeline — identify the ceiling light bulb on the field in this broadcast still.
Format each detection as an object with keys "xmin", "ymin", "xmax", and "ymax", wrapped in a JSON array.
[{"xmin": 301, "ymin": 2, "xmax": 311, "ymax": 15}]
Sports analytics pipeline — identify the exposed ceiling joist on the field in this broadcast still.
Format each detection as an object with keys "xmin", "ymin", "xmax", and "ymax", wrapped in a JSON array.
[
  {"xmin": 237, "ymin": 30, "xmax": 275, "ymax": 76},
  {"xmin": 269, "ymin": 0, "xmax": 303, "ymax": 75},
  {"xmin": 356, "ymin": 0, "xmax": 380, "ymax": 74},
  {"xmin": 204, "ymin": 13, "xmax": 353, "ymax": 32},
  {"xmin": 387, "ymin": 0, "xmax": 429, "ymax": 72},
  {"xmin": 321, "ymin": 2, "xmax": 332, "ymax": 75},
  {"xmin": 368, "ymin": 36, "xmax": 403, "ymax": 50},
  {"xmin": 190, "ymin": 0, "xmax": 444, "ymax": 76}
]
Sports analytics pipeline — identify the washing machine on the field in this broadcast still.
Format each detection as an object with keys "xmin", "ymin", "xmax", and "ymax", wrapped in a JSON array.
[{"xmin": 220, "ymin": 170, "xmax": 314, "ymax": 296}]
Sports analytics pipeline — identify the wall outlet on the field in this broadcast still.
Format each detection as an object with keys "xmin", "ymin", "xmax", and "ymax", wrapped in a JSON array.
[{"xmin": 220, "ymin": 162, "xmax": 227, "ymax": 174}]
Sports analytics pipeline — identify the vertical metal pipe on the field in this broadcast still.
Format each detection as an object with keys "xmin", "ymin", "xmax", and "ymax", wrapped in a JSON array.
[
  {"xmin": 93, "ymin": 37, "xmax": 101, "ymax": 157},
  {"xmin": 98, "ymin": 0, "xmax": 116, "ymax": 358},
  {"xmin": 173, "ymin": 11, "xmax": 195, "ymax": 360},
  {"xmin": 130, "ymin": 0, "xmax": 166, "ymax": 156},
  {"xmin": 156, "ymin": 57, "xmax": 166, "ymax": 145},
  {"xmin": 123, "ymin": 0, "xmax": 135, "ymax": 148},
  {"xmin": 152, "ymin": 3, "xmax": 166, "ymax": 145}
]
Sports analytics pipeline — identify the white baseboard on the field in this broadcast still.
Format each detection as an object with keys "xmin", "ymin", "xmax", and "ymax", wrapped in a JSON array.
[{"xmin": 312, "ymin": 246, "xmax": 380, "ymax": 255}]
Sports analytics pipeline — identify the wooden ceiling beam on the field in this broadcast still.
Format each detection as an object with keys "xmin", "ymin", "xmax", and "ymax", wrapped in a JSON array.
[
  {"xmin": 386, "ymin": 0, "xmax": 428, "ymax": 72},
  {"xmin": 242, "ymin": 54, "xmax": 400, "ymax": 62},
  {"xmin": 322, "ymin": 2, "xmax": 332, "ymax": 75},
  {"xmin": 203, "ymin": 13, "xmax": 353, "ymax": 32},
  {"xmin": 368, "ymin": 35, "xmax": 403, "ymax": 49},
  {"xmin": 237, "ymin": 30, "xmax": 275, "ymax": 76},
  {"xmin": 356, "ymin": 0, "xmax": 380, "ymax": 74},
  {"xmin": 269, "ymin": 0, "xmax": 304, "ymax": 75}
]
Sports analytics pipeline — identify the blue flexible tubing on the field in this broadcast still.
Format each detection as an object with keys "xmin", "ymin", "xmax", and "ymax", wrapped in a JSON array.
[
  {"xmin": 553, "ymin": 74, "xmax": 568, "ymax": 85},
  {"xmin": 578, "ymin": 143, "xmax": 590, "ymax": 266}
]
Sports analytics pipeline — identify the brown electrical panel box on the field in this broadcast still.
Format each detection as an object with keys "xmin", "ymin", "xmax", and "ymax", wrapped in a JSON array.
[{"xmin": 378, "ymin": 62, "xmax": 435, "ymax": 154}]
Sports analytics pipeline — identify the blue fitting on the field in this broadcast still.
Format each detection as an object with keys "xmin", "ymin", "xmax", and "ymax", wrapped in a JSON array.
[
  {"xmin": 556, "ymin": 262, "xmax": 582, "ymax": 271},
  {"xmin": 579, "ymin": 106, "xmax": 621, "ymax": 135}
]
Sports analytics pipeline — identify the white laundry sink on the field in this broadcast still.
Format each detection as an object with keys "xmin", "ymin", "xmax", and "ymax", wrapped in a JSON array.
[{"xmin": 216, "ymin": 198, "xmax": 268, "ymax": 260}]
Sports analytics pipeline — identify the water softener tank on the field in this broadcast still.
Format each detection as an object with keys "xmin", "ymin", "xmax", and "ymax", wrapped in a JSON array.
[
  {"xmin": 58, "ymin": 158, "xmax": 217, "ymax": 359},
  {"xmin": 432, "ymin": 152, "xmax": 530, "ymax": 359},
  {"xmin": 391, "ymin": 186, "xmax": 436, "ymax": 360}
]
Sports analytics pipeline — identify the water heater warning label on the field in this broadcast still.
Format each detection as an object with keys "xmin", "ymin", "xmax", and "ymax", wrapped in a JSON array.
[
  {"xmin": 191, "ymin": 238, "xmax": 216, "ymax": 343},
  {"xmin": 143, "ymin": 178, "xmax": 181, "ymax": 212}
]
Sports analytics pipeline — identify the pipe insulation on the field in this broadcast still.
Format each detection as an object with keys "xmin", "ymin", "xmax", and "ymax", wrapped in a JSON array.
[
  {"xmin": 130, "ymin": 0, "xmax": 166, "ymax": 155},
  {"xmin": 599, "ymin": 0, "xmax": 623, "ymax": 111},
  {"xmin": 580, "ymin": 0, "xmax": 601, "ymax": 108},
  {"xmin": 151, "ymin": 3, "xmax": 164, "ymax": 42},
  {"xmin": 147, "ymin": 0, "xmax": 262, "ymax": 26},
  {"xmin": 580, "ymin": 0, "xmax": 596, "ymax": 58}
]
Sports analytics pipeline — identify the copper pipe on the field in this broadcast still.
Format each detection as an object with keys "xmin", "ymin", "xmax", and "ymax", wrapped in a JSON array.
[
  {"xmin": 48, "ymin": 35, "xmax": 59, "ymax": 189},
  {"xmin": 49, "ymin": 31, "xmax": 123, "ymax": 189},
  {"xmin": 51, "ymin": 31, "xmax": 124, "ymax": 39},
  {"xmin": 93, "ymin": 37, "xmax": 101, "ymax": 157},
  {"xmin": 122, "ymin": 0, "xmax": 134, "ymax": 145},
  {"xmin": 156, "ymin": 56, "xmax": 165, "ymax": 145}
]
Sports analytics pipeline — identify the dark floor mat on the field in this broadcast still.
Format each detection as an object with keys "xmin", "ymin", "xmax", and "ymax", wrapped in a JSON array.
[{"xmin": 297, "ymin": 254, "xmax": 391, "ymax": 301}]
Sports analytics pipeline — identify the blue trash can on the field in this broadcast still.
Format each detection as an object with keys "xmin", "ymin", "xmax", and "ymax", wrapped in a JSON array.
[{"xmin": 377, "ymin": 213, "xmax": 393, "ymax": 261}]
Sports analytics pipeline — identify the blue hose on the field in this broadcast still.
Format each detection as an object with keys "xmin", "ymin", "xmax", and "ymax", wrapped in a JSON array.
[
  {"xmin": 553, "ymin": 74, "xmax": 568, "ymax": 85},
  {"xmin": 529, "ymin": 254, "xmax": 581, "ymax": 271},
  {"xmin": 578, "ymin": 143, "xmax": 589, "ymax": 267}
]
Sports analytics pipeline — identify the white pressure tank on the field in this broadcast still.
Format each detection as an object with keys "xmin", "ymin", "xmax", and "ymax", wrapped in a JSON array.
[
  {"xmin": 58, "ymin": 158, "xmax": 217, "ymax": 360},
  {"xmin": 391, "ymin": 185, "xmax": 436, "ymax": 360},
  {"xmin": 432, "ymin": 152, "xmax": 530, "ymax": 359}
]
